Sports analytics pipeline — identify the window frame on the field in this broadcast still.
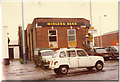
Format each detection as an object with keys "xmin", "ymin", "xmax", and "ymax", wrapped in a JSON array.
[
  {"xmin": 48, "ymin": 29, "xmax": 57, "ymax": 42},
  {"xmin": 77, "ymin": 50, "xmax": 88, "ymax": 57},
  {"xmin": 48, "ymin": 29, "xmax": 58, "ymax": 48},
  {"xmin": 59, "ymin": 51, "xmax": 67, "ymax": 58},
  {"xmin": 66, "ymin": 50, "xmax": 76, "ymax": 57},
  {"xmin": 67, "ymin": 29, "xmax": 76, "ymax": 47}
]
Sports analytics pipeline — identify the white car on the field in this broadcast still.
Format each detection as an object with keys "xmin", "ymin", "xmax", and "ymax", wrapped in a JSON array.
[
  {"xmin": 49, "ymin": 48, "xmax": 104, "ymax": 74},
  {"xmin": 34, "ymin": 49, "xmax": 54, "ymax": 67}
]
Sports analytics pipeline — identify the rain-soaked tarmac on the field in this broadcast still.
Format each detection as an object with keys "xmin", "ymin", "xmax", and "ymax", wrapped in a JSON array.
[{"xmin": 2, "ymin": 59, "xmax": 119, "ymax": 80}]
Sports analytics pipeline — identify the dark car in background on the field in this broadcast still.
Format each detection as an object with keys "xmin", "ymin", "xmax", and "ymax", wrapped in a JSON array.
[
  {"xmin": 105, "ymin": 46, "xmax": 119, "ymax": 60},
  {"xmin": 94, "ymin": 48, "xmax": 112, "ymax": 60},
  {"xmin": 90, "ymin": 46, "xmax": 119, "ymax": 60}
]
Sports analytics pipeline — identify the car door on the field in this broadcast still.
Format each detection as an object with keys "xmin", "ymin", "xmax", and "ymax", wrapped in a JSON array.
[
  {"xmin": 66, "ymin": 50, "xmax": 79, "ymax": 68},
  {"xmin": 77, "ymin": 50, "xmax": 92, "ymax": 67},
  {"xmin": 58, "ymin": 51, "xmax": 69, "ymax": 65}
]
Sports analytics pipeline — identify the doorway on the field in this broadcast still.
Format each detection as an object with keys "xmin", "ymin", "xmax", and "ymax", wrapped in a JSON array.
[{"xmin": 9, "ymin": 48, "xmax": 14, "ymax": 59}]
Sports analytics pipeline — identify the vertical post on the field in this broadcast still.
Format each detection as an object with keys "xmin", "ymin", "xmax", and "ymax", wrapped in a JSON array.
[
  {"xmin": 22, "ymin": 0, "xmax": 26, "ymax": 64},
  {"xmin": 90, "ymin": 0, "xmax": 92, "ymax": 26},
  {"xmin": 89, "ymin": 0, "xmax": 94, "ymax": 55},
  {"xmin": 99, "ymin": 16, "xmax": 102, "ymax": 48}
]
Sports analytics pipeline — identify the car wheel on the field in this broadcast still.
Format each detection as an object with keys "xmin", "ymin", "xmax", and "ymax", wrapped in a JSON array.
[
  {"xmin": 54, "ymin": 68, "xmax": 60, "ymax": 74},
  {"xmin": 60, "ymin": 66, "xmax": 68, "ymax": 75},
  {"xmin": 87, "ymin": 67, "xmax": 93, "ymax": 71},
  {"xmin": 95, "ymin": 62, "xmax": 103, "ymax": 71}
]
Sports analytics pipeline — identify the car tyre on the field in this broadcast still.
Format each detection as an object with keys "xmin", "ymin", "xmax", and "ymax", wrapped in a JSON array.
[
  {"xmin": 54, "ymin": 68, "xmax": 60, "ymax": 74},
  {"xmin": 60, "ymin": 66, "xmax": 68, "ymax": 75},
  {"xmin": 87, "ymin": 67, "xmax": 93, "ymax": 71},
  {"xmin": 95, "ymin": 62, "xmax": 103, "ymax": 71}
]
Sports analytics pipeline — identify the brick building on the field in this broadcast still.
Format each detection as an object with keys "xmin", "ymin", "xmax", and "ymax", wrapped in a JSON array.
[
  {"xmin": 18, "ymin": 26, "xmax": 28, "ymax": 59},
  {"xmin": 94, "ymin": 30, "xmax": 119, "ymax": 47},
  {"xmin": 18, "ymin": 18, "xmax": 91, "ymax": 61}
]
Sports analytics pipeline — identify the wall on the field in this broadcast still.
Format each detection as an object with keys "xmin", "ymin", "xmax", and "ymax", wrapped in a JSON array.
[
  {"xmin": 18, "ymin": 26, "xmax": 28, "ymax": 59},
  {"xmin": 2, "ymin": 26, "xmax": 9, "ymax": 59},
  {"xmin": 94, "ymin": 31, "xmax": 119, "ymax": 47}
]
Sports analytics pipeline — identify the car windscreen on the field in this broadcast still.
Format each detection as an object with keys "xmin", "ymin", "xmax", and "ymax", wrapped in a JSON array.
[
  {"xmin": 95, "ymin": 48, "xmax": 107, "ymax": 53},
  {"xmin": 41, "ymin": 51, "xmax": 54, "ymax": 56},
  {"xmin": 52, "ymin": 51, "xmax": 59, "ymax": 58}
]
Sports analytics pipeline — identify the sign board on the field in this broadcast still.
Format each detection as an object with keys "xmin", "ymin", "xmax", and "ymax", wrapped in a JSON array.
[
  {"xmin": 37, "ymin": 22, "xmax": 90, "ymax": 27},
  {"xmin": 90, "ymin": 27, "xmax": 94, "ymax": 29},
  {"xmin": 49, "ymin": 42, "xmax": 58, "ymax": 48},
  {"xmin": 68, "ymin": 41, "xmax": 76, "ymax": 47},
  {"xmin": 88, "ymin": 29, "xmax": 97, "ymax": 34}
]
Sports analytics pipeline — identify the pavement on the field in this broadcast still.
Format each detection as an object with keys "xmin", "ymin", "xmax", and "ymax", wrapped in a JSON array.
[{"xmin": 2, "ymin": 59, "xmax": 54, "ymax": 80}]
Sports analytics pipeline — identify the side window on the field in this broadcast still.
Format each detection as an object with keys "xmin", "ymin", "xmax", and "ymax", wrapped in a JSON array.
[
  {"xmin": 110, "ymin": 47, "xmax": 117, "ymax": 51},
  {"xmin": 77, "ymin": 50, "xmax": 87, "ymax": 56},
  {"xmin": 59, "ymin": 51, "xmax": 66, "ymax": 58},
  {"xmin": 67, "ymin": 50, "xmax": 76, "ymax": 57},
  {"xmin": 105, "ymin": 47, "xmax": 110, "ymax": 51}
]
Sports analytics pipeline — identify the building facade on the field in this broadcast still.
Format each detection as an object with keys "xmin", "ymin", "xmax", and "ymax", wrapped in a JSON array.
[
  {"xmin": 19, "ymin": 18, "xmax": 91, "ymax": 61},
  {"xmin": 18, "ymin": 26, "xmax": 28, "ymax": 60},
  {"xmin": 94, "ymin": 30, "xmax": 119, "ymax": 47}
]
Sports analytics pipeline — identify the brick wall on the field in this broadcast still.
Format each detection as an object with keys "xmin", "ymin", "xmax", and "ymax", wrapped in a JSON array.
[
  {"xmin": 94, "ymin": 32, "xmax": 118, "ymax": 47},
  {"xmin": 18, "ymin": 26, "xmax": 27, "ymax": 59}
]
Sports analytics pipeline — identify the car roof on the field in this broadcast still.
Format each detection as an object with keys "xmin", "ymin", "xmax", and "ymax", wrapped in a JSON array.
[
  {"xmin": 40, "ymin": 50, "xmax": 53, "ymax": 53},
  {"xmin": 57, "ymin": 48, "xmax": 84, "ymax": 52}
]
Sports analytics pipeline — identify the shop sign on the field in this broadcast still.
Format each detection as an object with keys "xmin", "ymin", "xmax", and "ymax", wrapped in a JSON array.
[
  {"xmin": 47, "ymin": 22, "xmax": 77, "ymax": 26},
  {"xmin": 68, "ymin": 41, "xmax": 76, "ymax": 47},
  {"xmin": 49, "ymin": 42, "xmax": 58, "ymax": 48},
  {"xmin": 37, "ymin": 22, "xmax": 90, "ymax": 27}
]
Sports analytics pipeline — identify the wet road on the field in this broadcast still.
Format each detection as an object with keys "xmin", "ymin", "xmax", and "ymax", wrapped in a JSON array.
[{"xmin": 2, "ymin": 60, "xmax": 119, "ymax": 80}]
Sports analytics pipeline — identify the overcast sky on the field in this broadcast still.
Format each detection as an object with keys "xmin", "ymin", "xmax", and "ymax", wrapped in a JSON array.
[{"xmin": 1, "ymin": 0, "xmax": 118, "ymax": 44}]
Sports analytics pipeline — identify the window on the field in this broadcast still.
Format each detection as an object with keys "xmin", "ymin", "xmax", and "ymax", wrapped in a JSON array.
[
  {"xmin": 110, "ymin": 47, "xmax": 117, "ymax": 51},
  {"xmin": 59, "ymin": 51, "xmax": 66, "ymax": 58},
  {"xmin": 67, "ymin": 50, "xmax": 76, "ymax": 57},
  {"xmin": 77, "ymin": 50, "xmax": 87, "ymax": 56},
  {"xmin": 41, "ymin": 51, "xmax": 54, "ymax": 56},
  {"xmin": 96, "ymin": 48, "xmax": 107, "ymax": 53},
  {"xmin": 48, "ymin": 30, "xmax": 58, "ymax": 48},
  {"xmin": 67, "ymin": 29, "xmax": 76, "ymax": 47},
  {"xmin": 68, "ymin": 29, "xmax": 76, "ymax": 41},
  {"xmin": 49, "ymin": 30, "xmax": 57, "ymax": 42}
]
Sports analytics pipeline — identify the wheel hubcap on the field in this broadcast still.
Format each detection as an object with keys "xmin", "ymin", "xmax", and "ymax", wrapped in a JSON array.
[
  {"xmin": 97, "ymin": 64, "xmax": 102, "ymax": 69},
  {"xmin": 61, "ymin": 67, "xmax": 67, "ymax": 73}
]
